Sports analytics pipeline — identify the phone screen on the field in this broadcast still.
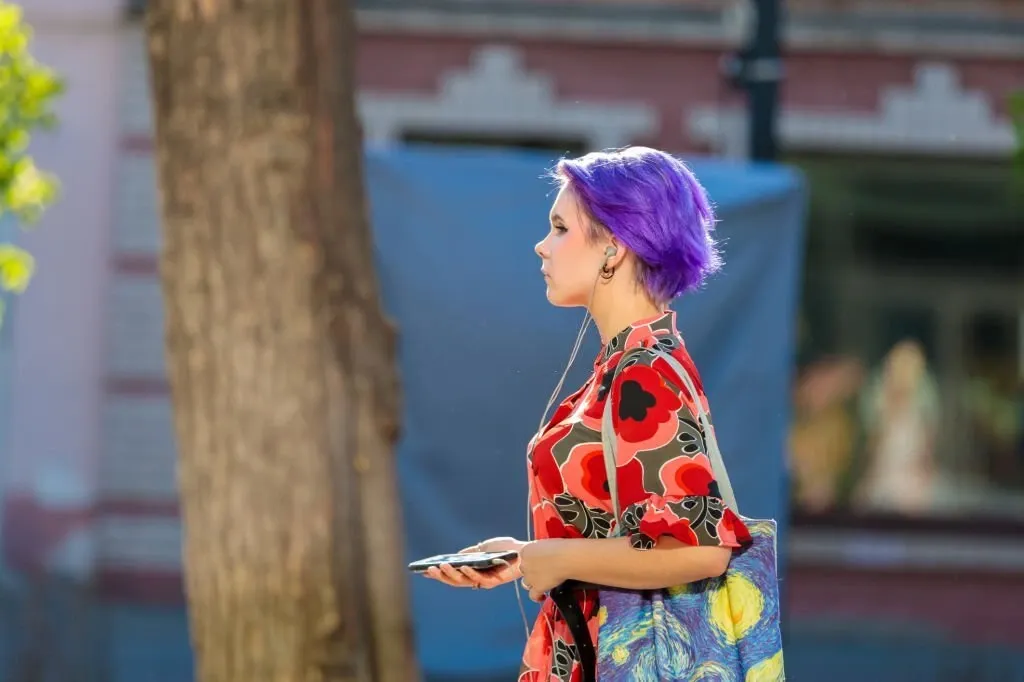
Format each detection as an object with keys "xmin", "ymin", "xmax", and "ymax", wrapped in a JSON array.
[{"xmin": 408, "ymin": 550, "xmax": 518, "ymax": 573}]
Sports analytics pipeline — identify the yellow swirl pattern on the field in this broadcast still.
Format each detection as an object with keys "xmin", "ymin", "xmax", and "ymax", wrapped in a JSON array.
[
  {"xmin": 596, "ymin": 517, "xmax": 785, "ymax": 680},
  {"xmin": 709, "ymin": 574, "xmax": 765, "ymax": 643},
  {"xmin": 746, "ymin": 649, "xmax": 785, "ymax": 682}
]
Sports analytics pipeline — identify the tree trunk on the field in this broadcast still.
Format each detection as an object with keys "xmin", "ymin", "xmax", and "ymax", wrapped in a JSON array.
[{"xmin": 144, "ymin": 2, "xmax": 416, "ymax": 681}]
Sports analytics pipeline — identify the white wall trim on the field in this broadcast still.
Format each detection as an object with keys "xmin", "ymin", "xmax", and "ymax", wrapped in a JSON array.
[
  {"xmin": 359, "ymin": 44, "xmax": 658, "ymax": 150},
  {"xmin": 791, "ymin": 528, "xmax": 1024, "ymax": 572},
  {"xmin": 97, "ymin": 517, "xmax": 182, "ymax": 570},
  {"xmin": 688, "ymin": 62, "xmax": 1017, "ymax": 158}
]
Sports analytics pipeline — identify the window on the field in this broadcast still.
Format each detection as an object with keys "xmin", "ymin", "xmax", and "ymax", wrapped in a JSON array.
[
  {"xmin": 401, "ymin": 131, "xmax": 586, "ymax": 159},
  {"xmin": 787, "ymin": 155, "xmax": 1024, "ymax": 526}
]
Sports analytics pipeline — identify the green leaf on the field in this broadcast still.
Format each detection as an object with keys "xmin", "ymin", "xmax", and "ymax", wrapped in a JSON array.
[
  {"xmin": 1010, "ymin": 92, "xmax": 1024, "ymax": 188},
  {"xmin": 1009, "ymin": 90, "xmax": 1024, "ymax": 120}
]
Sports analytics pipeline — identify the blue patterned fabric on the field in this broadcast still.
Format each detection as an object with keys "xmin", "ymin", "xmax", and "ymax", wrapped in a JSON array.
[{"xmin": 596, "ymin": 518, "xmax": 784, "ymax": 681}]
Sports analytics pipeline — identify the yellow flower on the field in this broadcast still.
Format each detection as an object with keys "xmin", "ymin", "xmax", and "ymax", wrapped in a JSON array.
[
  {"xmin": 0, "ymin": 243, "xmax": 34, "ymax": 293},
  {"xmin": 5, "ymin": 158, "xmax": 58, "ymax": 222}
]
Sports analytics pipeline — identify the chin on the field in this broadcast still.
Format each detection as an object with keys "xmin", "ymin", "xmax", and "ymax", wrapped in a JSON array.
[{"xmin": 544, "ymin": 286, "xmax": 583, "ymax": 308}]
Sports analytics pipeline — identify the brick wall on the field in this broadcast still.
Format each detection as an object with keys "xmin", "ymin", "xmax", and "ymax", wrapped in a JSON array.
[{"xmin": 99, "ymin": 24, "xmax": 181, "ymax": 600}]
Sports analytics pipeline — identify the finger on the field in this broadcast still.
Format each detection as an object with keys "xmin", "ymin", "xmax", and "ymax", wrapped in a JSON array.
[
  {"xmin": 458, "ymin": 544, "xmax": 481, "ymax": 554},
  {"xmin": 529, "ymin": 588, "xmax": 546, "ymax": 603},
  {"xmin": 439, "ymin": 564, "xmax": 474, "ymax": 586},
  {"xmin": 486, "ymin": 571, "xmax": 516, "ymax": 587},
  {"xmin": 428, "ymin": 566, "xmax": 472, "ymax": 588},
  {"xmin": 460, "ymin": 567, "xmax": 487, "ymax": 583},
  {"xmin": 460, "ymin": 566, "xmax": 505, "ymax": 581},
  {"xmin": 424, "ymin": 567, "xmax": 461, "ymax": 587},
  {"xmin": 461, "ymin": 567, "xmax": 505, "ymax": 588}
]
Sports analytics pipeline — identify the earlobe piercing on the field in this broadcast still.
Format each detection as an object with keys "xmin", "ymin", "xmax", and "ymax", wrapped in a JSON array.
[{"xmin": 601, "ymin": 245, "xmax": 618, "ymax": 279}]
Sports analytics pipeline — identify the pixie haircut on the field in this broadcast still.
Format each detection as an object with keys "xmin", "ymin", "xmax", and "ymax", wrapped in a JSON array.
[{"xmin": 551, "ymin": 146, "xmax": 721, "ymax": 303}]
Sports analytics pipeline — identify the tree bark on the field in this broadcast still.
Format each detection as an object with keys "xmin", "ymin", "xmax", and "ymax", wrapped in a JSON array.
[{"xmin": 144, "ymin": 2, "xmax": 416, "ymax": 681}]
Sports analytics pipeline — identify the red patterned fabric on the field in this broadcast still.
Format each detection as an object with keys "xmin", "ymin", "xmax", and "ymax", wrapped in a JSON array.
[{"xmin": 520, "ymin": 311, "xmax": 751, "ymax": 681}]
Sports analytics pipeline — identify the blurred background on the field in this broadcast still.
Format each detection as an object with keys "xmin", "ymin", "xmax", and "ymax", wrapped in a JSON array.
[{"xmin": 2, "ymin": 0, "xmax": 1023, "ymax": 680}]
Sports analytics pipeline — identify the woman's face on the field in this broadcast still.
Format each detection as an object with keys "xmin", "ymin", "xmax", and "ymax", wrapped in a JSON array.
[{"xmin": 535, "ymin": 186, "xmax": 611, "ymax": 307}]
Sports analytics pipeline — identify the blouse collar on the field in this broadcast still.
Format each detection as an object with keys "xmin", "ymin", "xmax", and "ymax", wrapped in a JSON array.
[{"xmin": 596, "ymin": 310, "xmax": 679, "ymax": 366}]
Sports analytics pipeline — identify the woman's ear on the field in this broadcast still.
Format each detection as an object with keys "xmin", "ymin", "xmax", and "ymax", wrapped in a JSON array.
[{"xmin": 605, "ymin": 239, "xmax": 625, "ymax": 269}]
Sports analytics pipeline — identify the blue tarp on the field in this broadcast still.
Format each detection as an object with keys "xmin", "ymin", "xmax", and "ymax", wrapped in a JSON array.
[
  {"xmin": 0, "ymin": 145, "xmax": 807, "ymax": 680},
  {"xmin": 366, "ymin": 146, "xmax": 807, "ymax": 677}
]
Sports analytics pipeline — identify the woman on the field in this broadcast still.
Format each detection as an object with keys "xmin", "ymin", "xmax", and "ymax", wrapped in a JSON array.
[
  {"xmin": 423, "ymin": 146, "xmax": 751, "ymax": 681},
  {"xmin": 855, "ymin": 339, "xmax": 939, "ymax": 514}
]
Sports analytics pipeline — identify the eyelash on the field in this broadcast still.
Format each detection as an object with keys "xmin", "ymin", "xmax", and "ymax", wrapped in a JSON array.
[{"xmin": 553, "ymin": 225, "xmax": 567, "ymax": 234}]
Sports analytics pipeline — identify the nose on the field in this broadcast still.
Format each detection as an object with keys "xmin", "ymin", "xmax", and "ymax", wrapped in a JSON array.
[{"xmin": 534, "ymin": 237, "xmax": 548, "ymax": 258}]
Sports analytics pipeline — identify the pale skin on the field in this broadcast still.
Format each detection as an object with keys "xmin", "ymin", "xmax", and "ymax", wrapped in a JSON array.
[{"xmin": 423, "ymin": 185, "xmax": 731, "ymax": 602}]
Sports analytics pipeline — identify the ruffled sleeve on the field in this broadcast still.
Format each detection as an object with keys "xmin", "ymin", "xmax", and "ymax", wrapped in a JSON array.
[{"xmin": 606, "ymin": 349, "xmax": 752, "ymax": 551}]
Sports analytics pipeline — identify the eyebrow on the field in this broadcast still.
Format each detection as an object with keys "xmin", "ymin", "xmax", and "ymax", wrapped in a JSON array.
[{"xmin": 549, "ymin": 213, "xmax": 564, "ymax": 223}]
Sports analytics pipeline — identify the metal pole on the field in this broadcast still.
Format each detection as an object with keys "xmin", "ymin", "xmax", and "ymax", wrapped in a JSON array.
[
  {"xmin": 748, "ymin": 0, "xmax": 782, "ymax": 161},
  {"xmin": 723, "ymin": 0, "xmax": 783, "ymax": 161}
]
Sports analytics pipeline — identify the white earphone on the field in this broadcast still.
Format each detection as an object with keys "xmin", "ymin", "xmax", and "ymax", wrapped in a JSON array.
[{"xmin": 603, "ymin": 245, "xmax": 617, "ymax": 266}]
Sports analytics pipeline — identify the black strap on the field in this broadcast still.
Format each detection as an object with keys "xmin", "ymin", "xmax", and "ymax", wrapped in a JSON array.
[{"xmin": 549, "ymin": 581, "xmax": 596, "ymax": 682}]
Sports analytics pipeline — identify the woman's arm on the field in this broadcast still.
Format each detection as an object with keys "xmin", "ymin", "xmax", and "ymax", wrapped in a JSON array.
[{"xmin": 518, "ymin": 536, "xmax": 730, "ymax": 601}]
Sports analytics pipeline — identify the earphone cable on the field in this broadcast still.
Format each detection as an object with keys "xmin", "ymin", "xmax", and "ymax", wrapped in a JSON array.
[{"xmin": 514, "ymin": 247, "xmax": 615, "ymax": 647}]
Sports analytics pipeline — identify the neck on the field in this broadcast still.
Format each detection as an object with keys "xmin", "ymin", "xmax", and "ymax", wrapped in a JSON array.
[{"xmin": 589, "ymin": 286, "xmax": 664, "ymax": 345}]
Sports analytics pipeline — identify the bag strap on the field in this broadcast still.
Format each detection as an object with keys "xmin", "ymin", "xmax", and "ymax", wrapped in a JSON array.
[{"xmin": 601, "ymin": 347, "xmax": 740, "ymax": 538}]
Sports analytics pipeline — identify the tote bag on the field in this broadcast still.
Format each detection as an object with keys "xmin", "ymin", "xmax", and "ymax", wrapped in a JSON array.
[{"xmin": 595, "ymin": 347, "xmax": 785, "ymax": 681}]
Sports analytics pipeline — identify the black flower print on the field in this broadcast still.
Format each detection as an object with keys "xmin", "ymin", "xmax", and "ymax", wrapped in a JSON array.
[
  {"xmin": 554, "ymin": 493, "xmax": 614, "ymax": 539},
  {"xmin": 552, "ymin": 638, "xmax": 580, "ymax": 681},
  {"xmin": 676, "ymin": 417, "xmax": 706, "ymax": 456}
]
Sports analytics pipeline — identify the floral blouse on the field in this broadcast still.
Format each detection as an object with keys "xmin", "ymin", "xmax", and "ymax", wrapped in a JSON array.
[{"xmin": 519, "ymin": 311, "xmax": 752, "ymax": 682}]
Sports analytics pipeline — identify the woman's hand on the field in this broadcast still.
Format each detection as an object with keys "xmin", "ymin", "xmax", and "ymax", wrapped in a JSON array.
[
  {"xmin": 518, "ymin": 539, "xmax": 571, "ymax": 602},
  {"xmin": 422, "ymin": 537, "xmax": 525, "ymax": 590}
]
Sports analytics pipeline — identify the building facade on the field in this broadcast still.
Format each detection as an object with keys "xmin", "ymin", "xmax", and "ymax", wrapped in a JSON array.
[{"xmin": 5, "ymin": 0, "xmax": 1023, "ymax": 647}]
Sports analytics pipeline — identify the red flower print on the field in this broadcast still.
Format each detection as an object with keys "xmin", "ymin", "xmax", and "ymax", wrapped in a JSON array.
[
  {"xmin": 623, "ymin": 323, "xmax": 654, "ymax": 349},
  {"xmin": 523, "ymin": 619, "xmax": 552, "ymax": 662},
  {"xmin": 613, "ymin": 363, "xmax": 683, "ymax": 445},
  {"xmin": 637, "ymin": 497, "xmax": 699, "ymax": 546},
  {"xmin": 534, "ymin": 500, "xmax": 582, "ymax": 540},
  {"xmin": 531, "ymin": 426, "xmax": 569, "ymax": 497},
  {"xmin": 614, "ymin": 455, "xmax": 650, "ymax": 509},
  {"xmin": 581, "ymin": 372, "xmax": 612, "ymax": 423},
  {"xmin": 659, "ymin": 453, "xmax": 715, "ymax": 497},
  {"xmin": 562, "ymin": 441, "xmax": 649, "ymax": 513},
  {"xmin": 717, "ymin": 508, "xmax": 752, "ymax": 547},
  {"xmin": 562, "ymin": 443, "xmax": 608, "ymax": 508},
  {"xmin": 516, "ymin": 670, "xmax": 556, "ymax": 682},
  {"xmin": 651, "ymin": 351, "xmax": 703, "ymax": 412},
  {"xmin": 597, "ymin": 348, "xmax": 624, "ymax": 370}
]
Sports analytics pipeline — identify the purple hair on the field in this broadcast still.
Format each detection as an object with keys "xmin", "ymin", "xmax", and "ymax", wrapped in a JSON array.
[{"xmin": 551, "ymin": 146, "xmax": 721, "ymax": 302}]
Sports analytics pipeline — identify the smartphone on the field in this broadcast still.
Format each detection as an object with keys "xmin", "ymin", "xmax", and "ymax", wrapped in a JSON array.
[{"xmin": 407, "ymin": 550, "xmax": 519, "ymax": 573}]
